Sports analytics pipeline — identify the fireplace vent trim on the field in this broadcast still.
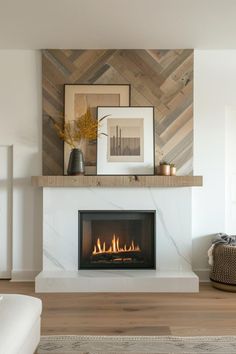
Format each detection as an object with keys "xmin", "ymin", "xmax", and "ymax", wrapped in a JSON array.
[{"xmin": 78, "ymin": 210, "xmax": 156, "ymax": 270}]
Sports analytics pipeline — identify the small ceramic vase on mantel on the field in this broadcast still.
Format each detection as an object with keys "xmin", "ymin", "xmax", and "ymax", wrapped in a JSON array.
[
  {"xmin": 67, "ymin": 148, "xmax": 85, "ymax": 175},
  {"xmin": 170, "ymin": 164, "xmax": 176, "ymax": 176},
  {"xmin": 159, "ymin": 163, "xmax": 170, "ymax": 176},
  {"xmin": 67, "ymin": 139, "xmax": 87, "ymax": 176}
]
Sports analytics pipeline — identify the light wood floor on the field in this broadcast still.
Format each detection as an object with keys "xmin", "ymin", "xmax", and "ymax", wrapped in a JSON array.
[{"xmin": 1, "ymin": 281, "xmax": 236, "ymax": 336}]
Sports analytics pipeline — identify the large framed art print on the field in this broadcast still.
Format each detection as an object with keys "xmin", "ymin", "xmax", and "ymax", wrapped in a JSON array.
[
  {"xmin": 64, "ymin": 84, "xmax": 130, "ymax": 174},
  {"xmin": 97, "ymin": 106, "xmax": 155, "ymax": 175}
]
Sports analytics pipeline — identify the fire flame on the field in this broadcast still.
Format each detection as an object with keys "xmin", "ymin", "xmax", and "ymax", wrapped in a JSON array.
[{"xmin": 92, "ymin": 234, "xmax": 141, "ymax": 255}]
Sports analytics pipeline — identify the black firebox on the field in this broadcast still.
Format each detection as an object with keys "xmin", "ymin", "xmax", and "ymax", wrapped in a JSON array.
[{"xmin": 78, "ymin": 210, "xmax": 155, "ymax": 270}]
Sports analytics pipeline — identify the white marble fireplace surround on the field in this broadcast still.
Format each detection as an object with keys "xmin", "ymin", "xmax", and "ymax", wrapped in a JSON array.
[{"xmin": 35, "ymin": 187, "xmax": 199, "ymax": 292}]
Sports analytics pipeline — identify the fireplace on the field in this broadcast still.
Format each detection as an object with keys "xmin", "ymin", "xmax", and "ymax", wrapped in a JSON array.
[{"xmin": 78, "ymin": 210, "xmax": 156, "ymax": 270}]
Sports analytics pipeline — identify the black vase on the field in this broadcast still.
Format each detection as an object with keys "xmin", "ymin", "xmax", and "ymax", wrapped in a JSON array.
[{"xmin": 67, "ymin": 148, "xmax": 85, "ymax": 175}]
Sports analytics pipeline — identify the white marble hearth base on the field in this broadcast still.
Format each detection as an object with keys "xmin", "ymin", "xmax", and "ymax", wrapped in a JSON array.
[
  {"xmin": 35, "ymin": 270, "xmax": 199, "ymax": 293},
  {"xmin": 41, "ymin": 187, "xmax": 198, "ymax": 293}
]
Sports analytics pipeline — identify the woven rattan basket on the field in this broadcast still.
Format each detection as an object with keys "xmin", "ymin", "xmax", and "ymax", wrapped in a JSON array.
[{"xmin": 210, "ymin": 243, "xmax": 236, "ymax": 291}]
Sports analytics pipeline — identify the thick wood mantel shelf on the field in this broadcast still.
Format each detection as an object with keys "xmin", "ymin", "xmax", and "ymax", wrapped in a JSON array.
[{"xmin": 31, "ymin": 175, "xmax": 203, "ymax": 188}]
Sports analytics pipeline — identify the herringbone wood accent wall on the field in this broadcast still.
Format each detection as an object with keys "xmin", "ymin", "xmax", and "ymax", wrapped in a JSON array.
[{"xmin": 42, "ymin": 49, "xmax": 193, "ymax": 175}]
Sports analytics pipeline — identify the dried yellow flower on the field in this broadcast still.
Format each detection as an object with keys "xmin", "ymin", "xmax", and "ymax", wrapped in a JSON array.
[{"xmin": 49, "ymin": 108, "xmax": 107, "ymax": 148}]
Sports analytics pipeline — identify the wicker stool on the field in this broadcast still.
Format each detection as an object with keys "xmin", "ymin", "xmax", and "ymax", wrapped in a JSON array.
[{"xmin": 210, "ymin": 244, "xmax": 236, "ymax": 292}]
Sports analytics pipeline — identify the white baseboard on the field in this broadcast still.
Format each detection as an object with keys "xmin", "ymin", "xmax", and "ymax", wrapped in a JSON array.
[
  {"xmin": 193, "ymin": 269, "xmax": 210, "ymax": 282},
  {"xmin": 0, "ymin": 271, "xmax": 11, "ymax": 279},
  {"xmin": 11, "ymin": 270, "xmax": 40, "ymax": 282}
]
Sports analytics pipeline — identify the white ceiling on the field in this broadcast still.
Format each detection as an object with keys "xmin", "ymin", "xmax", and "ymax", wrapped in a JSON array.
[{"xmin": 1, "ymin": 0, "xmax": 236, "ymax": 49}]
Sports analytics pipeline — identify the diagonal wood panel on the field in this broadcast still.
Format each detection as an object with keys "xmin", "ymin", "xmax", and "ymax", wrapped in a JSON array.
[{"xmin": 42, "ymin": 49, "xmax": 193, "ymax": 175}]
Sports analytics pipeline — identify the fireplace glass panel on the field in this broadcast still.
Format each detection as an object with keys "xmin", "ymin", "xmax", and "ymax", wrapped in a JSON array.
[{"xmin": 78, "ymin": 211, "xmax": 155, "ymax": 269}]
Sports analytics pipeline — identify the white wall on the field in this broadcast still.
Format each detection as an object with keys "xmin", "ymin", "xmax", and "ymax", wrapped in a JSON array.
[
  {"xmin": 193, "ymin": 50, "xmax": 236, "ymax": 280},
  {"xmin": 0, "ymin": 50, "xmax": 42, "ymax": 280},
  {"xmin": 225, "ymin": 107, "xmax": 236, "ymax": 234}
]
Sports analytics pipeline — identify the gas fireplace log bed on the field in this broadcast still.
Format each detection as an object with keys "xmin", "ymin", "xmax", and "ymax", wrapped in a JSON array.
[{"xmin": 91, "ymin": 251, "xmax": 143, "ymax": 263}]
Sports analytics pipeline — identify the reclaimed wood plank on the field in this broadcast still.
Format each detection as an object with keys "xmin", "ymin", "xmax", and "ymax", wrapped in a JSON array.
[
  {"xmin": 31, "ymin": 175, "xmax": 203, "ymax": 188},
  {"xmin": 42, "ymin": 49, "xmax": 194, "ymax": 175}
]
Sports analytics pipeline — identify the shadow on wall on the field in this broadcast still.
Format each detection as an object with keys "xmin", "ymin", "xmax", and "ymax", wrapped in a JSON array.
[
  {"xmin": 17, "ymin": 151, "xmax": 42, "ymax": 273},
  {"xmin": 192, "ymin": 234, "xmax": 216, "ymax": 276}
]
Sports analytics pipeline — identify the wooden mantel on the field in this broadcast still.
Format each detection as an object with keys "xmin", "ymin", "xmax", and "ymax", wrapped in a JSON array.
[{"xmin": 31, "ymin": 175, "xmax": 203, "ymax": 188}]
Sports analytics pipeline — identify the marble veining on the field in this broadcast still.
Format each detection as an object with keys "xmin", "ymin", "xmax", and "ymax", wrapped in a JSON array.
[
  {"xmin": 148, "ymin": 188, "xmax": 191, "ymax": 266},
  {"xmin": 43, "ymin": 248, "xmax": 65, "ymax": 270}
]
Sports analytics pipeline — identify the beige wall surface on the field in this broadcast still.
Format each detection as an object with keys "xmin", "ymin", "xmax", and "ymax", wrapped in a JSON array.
[{"xmin": 0, "ymin": 50, "xmax": 42, "ymax": 280}]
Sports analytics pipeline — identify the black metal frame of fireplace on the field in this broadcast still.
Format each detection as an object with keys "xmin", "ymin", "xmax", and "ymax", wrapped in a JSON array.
[{"xmin": 78, "ymin": 210, "xmax": 156, "ymax": 270}]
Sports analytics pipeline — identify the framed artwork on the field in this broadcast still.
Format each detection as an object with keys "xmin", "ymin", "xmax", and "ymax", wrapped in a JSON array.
[
  {"xmin": 97, "ymin": 106, "xmax": 155, "ymax": 175},
  {"xmin": 64, "ymin": 84, "xmax": 130, "ymax": 175}
]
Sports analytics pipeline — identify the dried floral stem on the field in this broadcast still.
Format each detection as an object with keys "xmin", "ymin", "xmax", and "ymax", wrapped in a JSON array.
[{"xmin": 49, "ymin": 108, "xmax": 107, "ymax": 149}]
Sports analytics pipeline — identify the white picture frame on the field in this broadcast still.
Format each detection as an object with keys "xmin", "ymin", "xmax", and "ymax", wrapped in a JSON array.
[{"xmin": 97, "ymin": 106, "xmax": 154, "ymax": 175}]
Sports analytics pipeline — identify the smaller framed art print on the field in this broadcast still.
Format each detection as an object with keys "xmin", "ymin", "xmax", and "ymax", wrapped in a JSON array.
[{"xmin": 97, "ymin": 106, "xmax": 154, "ymax": 175}]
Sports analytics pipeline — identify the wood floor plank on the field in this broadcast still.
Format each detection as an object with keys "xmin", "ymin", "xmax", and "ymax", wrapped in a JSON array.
[{"xmin": 1, "ymin": 281, "xmax": 236, "ymax": 336}]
